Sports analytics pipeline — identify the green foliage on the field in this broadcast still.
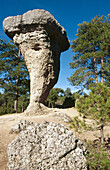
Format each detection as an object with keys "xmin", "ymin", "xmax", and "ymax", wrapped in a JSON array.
[
  {"xmin": 62, "ymin": 97, "xmax": 75, "ymax": 108},
  {"xmin": 74, "ymin": 92, "xmax": 81, "ymax": 100},
  {"xmin": 0, "ymin": 93, "xmax": 14, "ymax": 115},
  {"xmin": 62, "ymin": 88, "xmax": 75, "ymax": 108},
  {"xmin": 70, "ymin": 116, "xmax": 86, "ymax": 132},
  {"xmin": 17, "ymin": 95, "xmax": 29, "ymax": 113},
  {"xmin": 77, "ymin": 83, "xmax": 110, "ymax": 143},
  {"xmin": 77, "ymin": 83, "xmax": 110, "ymax": 123},
  {"xmin": 68, "ymin": 14, "xmax": 110, "ymax": 91},
  {"xmin": 45, "ymin": 88, "xmax": 64, "ymax": 108},
  {"xmin": 45, "ymin": 87, "xmax": 76, "ymax": 108},
  {"xmin": 85, "ymin": 140, "xmax": 110, "ymax": 170},
  {"xmin": 0, "ymin": 39, "xmax": 30, "ymax": 114},
  {"xmin": 64, "ymin": 88, "xmax": 72, "ymax": 97},
  {"xmin": 0, "ymin": 39, "xmax": 30, "ymax": 94}
]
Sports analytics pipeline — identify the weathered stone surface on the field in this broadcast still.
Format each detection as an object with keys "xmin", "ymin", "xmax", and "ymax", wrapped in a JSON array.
[
  {"xmin": 3, "ymin": 9, "xmax": 70, "ymax": 115},
  {"xmin": 10, "ymin": 120, "xmax": 35, "ymax": 133},
  {"xmin": 8, "ymin": 121, "xmax": 87, "ymax": 170}
]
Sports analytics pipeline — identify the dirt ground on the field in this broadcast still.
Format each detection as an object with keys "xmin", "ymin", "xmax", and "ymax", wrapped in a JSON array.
[{"xmin": 0, "ymin": 107, "xmax": 110, "ymax": 170}]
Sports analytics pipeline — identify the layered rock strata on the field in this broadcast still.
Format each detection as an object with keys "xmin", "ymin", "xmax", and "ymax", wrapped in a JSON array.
[
  {"xmin": 8, "ymin": 121, "xmax": 87, "ymax": 169},
  {"xmin": 3, "ymin": 9, "xmax": 70, "ymax": 115}
]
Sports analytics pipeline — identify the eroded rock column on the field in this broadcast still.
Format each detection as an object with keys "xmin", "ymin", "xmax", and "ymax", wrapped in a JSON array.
[{"xmin": 3, "ymin": 9, "xmax": 70, "ymax": 115}]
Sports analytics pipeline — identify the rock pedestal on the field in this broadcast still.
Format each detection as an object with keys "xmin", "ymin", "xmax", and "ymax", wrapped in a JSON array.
[{"xmin": 3, "ymin": 9, "xmax": 70, "ymax": 115}]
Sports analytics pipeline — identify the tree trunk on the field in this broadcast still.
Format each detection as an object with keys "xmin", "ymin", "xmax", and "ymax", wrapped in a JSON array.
[
  {"xmin": 94, "ymin": 58, "xmax": 98, "ymax": 83},
  {"xmin": 52, "ymin": 103, "xmax": 54, "ymax": 108},
  {"xmin": 101, "ymin": 57, "xmax": 104, "ymax": 83},
  {"xmin": 22, "ymin": 98, "xmax": 25, "ymax": 112},
  {"xmin": 14, "ymin": 95, "xmax": 18, "ymax": 113},
  {"xmin": 5, "ymin": 96, "xmax": 8, "ymax": 114},
  {"xmin": 49, "ymin": 101, "xmax": 51, "ymax": 108},
  {"xmin": 14, "ymin": 75, "xmax": 19, "ymax": 113},
  {"xmin": 14, "ymin": 50, "xmax": 21, "ymax": 113},
  {"xmin": 22, "ymin": 104, "xmax": 24, "ymax": 112},
  {"xmin": 100, "ymin": 123, "xmax": 104, "ymax": 144}
]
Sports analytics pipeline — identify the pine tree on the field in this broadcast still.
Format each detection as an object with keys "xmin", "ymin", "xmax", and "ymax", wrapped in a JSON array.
[
  {"xmin": 68, "ymin": 15, "xmax": 110, "ymax": 91},
  {"xmin": 0, "ymin": 39, "xmax": 30, "ymax": 113},
  {"xmin": 77, "ymin": 83, "xmax": 110, "ymax": 143},
  {"xmin": 45, "ymin": 88, "xmax": 64, "ymax": 108},
  {"xmin": 64, "ymin": 88, "xmax": 72, "ymax": 97}
]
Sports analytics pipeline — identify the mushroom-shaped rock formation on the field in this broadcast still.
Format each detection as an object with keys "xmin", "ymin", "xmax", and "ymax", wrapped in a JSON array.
[{"xmin": 3, "ymin": 9, "xmax": 70, "ymax": 115}]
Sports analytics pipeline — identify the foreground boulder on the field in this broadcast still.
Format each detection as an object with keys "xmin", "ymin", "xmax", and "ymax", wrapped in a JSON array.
[
  {"xmin": 8, "ymin": 121, "xmax": 87, "ymax": 169},
  {"xmin": 3, "ymin": 9, "xmax": 70, "ymax": 115}
]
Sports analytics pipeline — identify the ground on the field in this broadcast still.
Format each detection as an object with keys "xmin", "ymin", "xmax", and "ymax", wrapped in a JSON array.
[{"xmin": 0, "ymin": 107, "xmax": 110, "ymax": 170}]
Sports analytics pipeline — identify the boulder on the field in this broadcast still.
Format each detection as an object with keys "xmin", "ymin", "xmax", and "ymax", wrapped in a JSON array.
[
  {"xmin": 3, "ymin": 9, "xmax": 70, "ymax": 115},
  {"xmin": 8, "ymin": 121, "xmax": 87, "ymax": 169}
]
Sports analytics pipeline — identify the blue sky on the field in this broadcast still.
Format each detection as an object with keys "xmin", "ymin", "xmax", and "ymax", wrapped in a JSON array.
[{"xmin": 0, "ymin": 0, "xmax": 110, "ymax": 92}]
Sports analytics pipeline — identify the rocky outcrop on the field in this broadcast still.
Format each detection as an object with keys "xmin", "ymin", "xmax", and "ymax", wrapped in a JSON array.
[
  {"xmin": 8, "ymin": 121, "xmax": 87, "ymax": 170},
  {"xmin": 3, "ymin": 9, "xmax": 70, "ymax": 115}
]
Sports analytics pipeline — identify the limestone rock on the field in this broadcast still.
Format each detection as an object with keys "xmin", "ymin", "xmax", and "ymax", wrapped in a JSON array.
[
  {"xmin": 8, "ymin": 121, "xmax": 87, "ymax": 170},
  {"xmin": 10, "ymin": 120, "xmax": 34, "ymax": 133},
  {"xmin": 3, "ymin": 9, "xmax": 70, "ymax": 115},
  {"xmin": 49, "ymin": 111, "xmax": 72, "ymax": 123}
]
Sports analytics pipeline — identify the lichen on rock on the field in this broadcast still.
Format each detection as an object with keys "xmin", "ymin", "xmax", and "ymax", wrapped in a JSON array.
[
  {"xmin": 8, "ymin": 121, "xmax": 87, "ymax": 170},
  {"xmin": 3, "ymin": 9, "xmax": 70, "ymax": 115}
]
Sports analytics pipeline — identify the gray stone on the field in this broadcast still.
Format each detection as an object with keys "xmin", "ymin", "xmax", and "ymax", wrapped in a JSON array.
[
  {"xmin": 8, "ymin": 121, "xmax": 87, "ymax": 170},
  {"xmin": 10, "ymin": 120, "xmax": 34, "ymax": 133},
  {"xmin": 49, "ymin": 112, "xmax": 72, "ymax": 123},
  {"xmin": 3, "ymin": 9, "xmax": 70, "ymax": 115}
]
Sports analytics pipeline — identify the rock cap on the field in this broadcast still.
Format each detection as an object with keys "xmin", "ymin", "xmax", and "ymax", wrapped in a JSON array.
[{"xmin": 3, "ymin": 9, "xmax": 70, "ymax": 52}]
